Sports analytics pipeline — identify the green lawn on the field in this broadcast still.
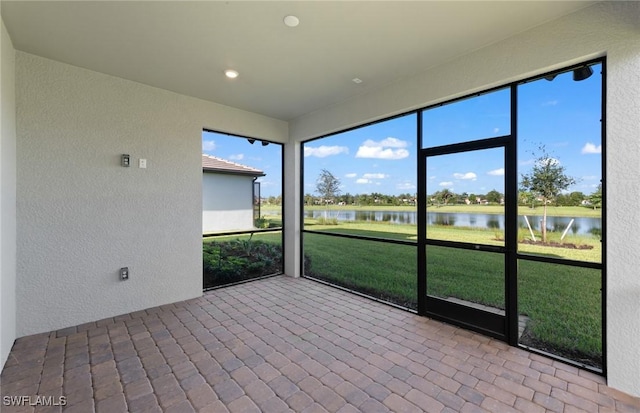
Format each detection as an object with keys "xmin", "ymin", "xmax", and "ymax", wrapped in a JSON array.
[
  {"xmin": 427, "ymin": 204, "xmax": 601, "ymax": 218},
  {"xmin": 303, "ymin": 232, "xmax": 418, "ymax": 308},
  {"xmin": 283, "ymin": 203, "xmax": 601, "ymax": 218},
  {"xmin": 306, "ymin": 218, "xmax": 601, "ymax": 263},
  {"xmin": 203, "ymin": 231, "xmax": 283, "ymax": 244}
]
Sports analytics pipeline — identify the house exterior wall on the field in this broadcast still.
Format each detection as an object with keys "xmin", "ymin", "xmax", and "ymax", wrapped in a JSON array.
[
  {"xmin": 0, "ymin": 14, "xmax": 17, "ymax": 368},
  {"xmin": 202, "ymin": 173, "xmax": 255, "ymax": 232},
  {"xmin": 14, "ymin": 52, "xmax": 287, "ymax": 339},
  {"xmin": 287, "ymin": 1, "xmax": 640, "ymax": 397}
]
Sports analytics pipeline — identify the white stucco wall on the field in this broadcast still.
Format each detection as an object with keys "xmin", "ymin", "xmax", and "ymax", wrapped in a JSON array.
[
  {"xmin": 287, "ymin": 1, "xmax": 640, "ymax": 397},
  {"xmin": 202, "ymin": 173, "xmax": 255, "ymax": 232},
  {"xmin": 0, "ymin": 14, "xmax": 17, "ymax": 368},
  {"xmin": 15, "ymin": 52, "xmax": 287, "ymax": 337}
]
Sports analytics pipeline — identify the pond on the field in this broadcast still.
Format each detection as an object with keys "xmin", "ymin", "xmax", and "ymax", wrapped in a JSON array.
[{"xmin": 304, "ymin": 209, "xmax": 601, "ymax": 235}]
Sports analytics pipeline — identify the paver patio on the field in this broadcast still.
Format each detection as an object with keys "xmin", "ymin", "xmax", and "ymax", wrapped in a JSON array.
[{"xmin": 1, "ymin": 276, "xmax": 639, "ymax": 412}]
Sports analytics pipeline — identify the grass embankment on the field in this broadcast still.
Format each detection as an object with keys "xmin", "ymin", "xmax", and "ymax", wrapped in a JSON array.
[
  {"xmin": 285, "ymin": 203, "xmax": 601, "ymax": 218},
  {"xmin": 303, "ymin": 232, "xmax": 418, "ymax": 308},
  {"xmin": 306, "ymin": 218, "xmax": 601, "ymax": 263},
  {"xmin": 427, "ymin": 204, "xmax": 601, "ymax": 218}
]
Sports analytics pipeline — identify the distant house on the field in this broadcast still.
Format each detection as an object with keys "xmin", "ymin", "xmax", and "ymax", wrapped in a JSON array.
[{"xmin": 202, "ymin": 154, "xmax": 265, "ymax": 233}]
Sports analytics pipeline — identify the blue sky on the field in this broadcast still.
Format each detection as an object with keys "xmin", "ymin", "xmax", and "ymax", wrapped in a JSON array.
[
  {"xmin": 204, "ymin": 63, "xmax": 602, "ymax": 198},
  {"xmin": 303, "ymin": 113, "xmax": 419, "ymax": 196},
  {"xmin": 201, "ymin": 132, "xmax": 283, "ymax": 197}
]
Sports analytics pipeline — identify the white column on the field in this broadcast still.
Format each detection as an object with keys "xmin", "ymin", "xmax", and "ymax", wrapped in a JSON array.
[{"xmin": 283, "ymin": 140, "xmax": 301, "ymax": 277}]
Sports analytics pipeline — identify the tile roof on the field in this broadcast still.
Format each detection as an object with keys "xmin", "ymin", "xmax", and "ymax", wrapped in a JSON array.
[{"xmin": 202, "ymin": 154, "xmax": 264, "ymax": 176}]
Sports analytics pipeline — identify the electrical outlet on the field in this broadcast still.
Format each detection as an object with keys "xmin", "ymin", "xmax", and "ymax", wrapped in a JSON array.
[{"xmin": 120, "ymin": 267, "xmax": 129, "ymax": 281}]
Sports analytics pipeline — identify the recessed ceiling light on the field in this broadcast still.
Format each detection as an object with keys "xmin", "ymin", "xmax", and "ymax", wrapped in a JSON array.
[
  {"xmin": 284, "ymin": 15, "xmax": 299, "ymax": 27},
  {"xmin": 352, "ymin": 78, "xmax": 363, "ymax": 84},
  {"xmin": 225, "ymin": 69, "xmax": 239, "ymax": 79}
]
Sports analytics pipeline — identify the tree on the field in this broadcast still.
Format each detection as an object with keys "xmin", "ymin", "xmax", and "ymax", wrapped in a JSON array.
[
  {"xmin": 485, "ymin": 189, "xmax": 503, "ymax": 204},
  {"xmin": 589, "ymin": 183, "xmax": 602, "ymax": 210},
  {"xmin": 439, "ymin": 189, "xmax": 454, "ymax": 205},
  {"xmin": 304, "ymin": 193, "xmax": 315, "ymax": 206},
  {"xmin": 316, "ymin": 169, "xmax": 341, "ymax": 218},
  {"xmin": 519, "ymin": 190, "xmax": 537, "ymax": 208},
  {"xmin": 520, "ymin": 146, "xmax": 576, "ymax": 243},
  {"xmin": 568, "ymin": 191, "xmax": 586, "ymax": 207}
]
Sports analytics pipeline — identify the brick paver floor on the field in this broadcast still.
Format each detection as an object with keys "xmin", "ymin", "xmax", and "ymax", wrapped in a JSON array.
[{"xmin": 1, "ymin": 276, "xmax": 639, "ymax": 412}]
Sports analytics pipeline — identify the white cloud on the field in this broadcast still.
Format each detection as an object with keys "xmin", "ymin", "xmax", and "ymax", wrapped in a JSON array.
[
  {"xmin": 396, "ymin": 182, "xmax": 416, "ymax": 190},
  {"xmin": 581, "ymin": 142, "xmax": 602, "ymax": 154},
  {"xmin": 378, "ymin": 137, "xmax": 408, "ymax": 148},
  {"xmin": 453, "ymin": 172, "xmax": 477, "ymax": 181},
  {"xmin": 202, "ymin": 140, "xmax": 216, "ymax": 151},
  {"xmin": 493, "ymin": 128, "xmax": 500, "ymax": 134},
  {"xmin": 356, "ymin": 178, "xmax": 371, "ymax": 184},
  {"xmin": 356, "ymin": 137, "xmax": 409, "ymax": 160},
  {"xmin": 439, "ymin": 181, "xmax": 453, "ymax": 187},
  {"xmin": 582, "ymin": 175, "xmax": 598, "ymax": 180},
  {"xmin": 304, "ymin": 145, "xmax": 349, "ymax": 158},
  {"xmin": 345, "ymin": 173, "xmax": 357, "ymax": 178},
  {"xmin": 356, "ymin": 146, "xmax": 409, "ymax": 160},
  {"xmin": 362, "ymin": 173, "xmax": 387, "ymax": 179},
  {"xmin": 487, "ymin": 168, "xmax": 504, "ymax": 176},
  {"xmin": 543, "ymin": 100, "xmax": 558, "ymax": 106},
  {"xmin": 229, "ymin": 154, "xmax": 244, "ymax": 161}
]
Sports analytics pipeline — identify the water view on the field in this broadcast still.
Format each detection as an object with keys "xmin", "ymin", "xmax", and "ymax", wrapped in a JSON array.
[{"xmin": 304, "ymin": 209, "xmax": 601, "ymax": 236}]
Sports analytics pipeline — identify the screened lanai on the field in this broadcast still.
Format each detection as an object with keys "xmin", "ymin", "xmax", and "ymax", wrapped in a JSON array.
[{"xmin": 1, "ymin": 2, "xmax": 639, "ymax": 410}]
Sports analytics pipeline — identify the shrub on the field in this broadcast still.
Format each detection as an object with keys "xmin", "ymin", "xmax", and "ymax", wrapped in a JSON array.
[
  {"xmin": 316, "ymin": 217, "xmax": 339, "ymax": 225},
  {"xmin": 203, "ymin": 239, "xmax": 283, "ymax": 289}
]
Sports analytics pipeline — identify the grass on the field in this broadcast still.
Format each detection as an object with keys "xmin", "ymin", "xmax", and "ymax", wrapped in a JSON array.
[
  {"xmin": 427, "ymin": 204, "xmax": 601, "ymax": 218},
  {"xmin": 203, "ymin": 231, "xmax": 282, "ymax": 244},
  {"xmin": 425, "ymin": 245, "xmax": 505, "ymax": 308},
  {"xmin": 306, "ymin": 218, "xmax": 601, "ymax": 263},
  {"xmin": 306, "ymin": 220, "xmax": 417, "ymax": 241},
  {"xmin": 285, "ymin": 203, "xmax": 602, "ymax": 218},
  {"xmin": 518, "ymin": 261, "xmax": 601, "ymax": 366},
  {"xmin": 303, "ymin": 233, "xmax": 417, "ymax": 308}
]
